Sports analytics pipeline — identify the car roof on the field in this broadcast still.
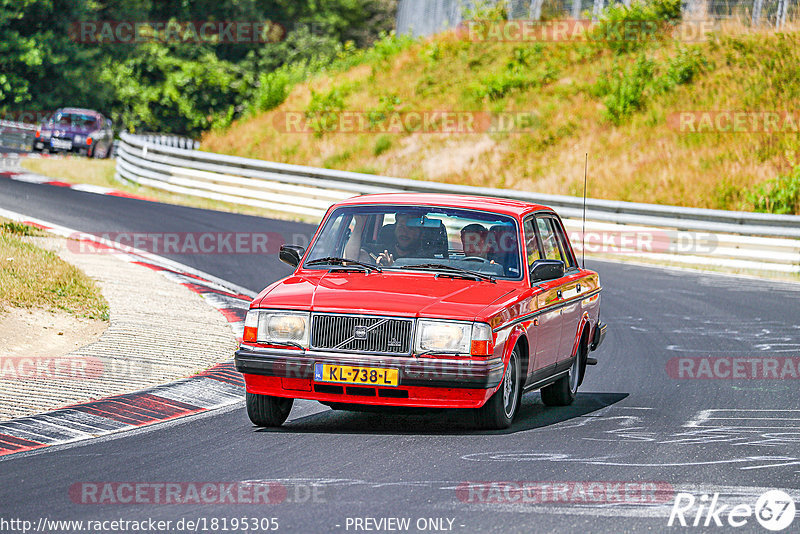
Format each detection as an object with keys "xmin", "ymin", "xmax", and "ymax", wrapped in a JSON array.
[
  {"xmin": 57, "ymin": 108, "xmax": 104, "ymax": 118},
  {"xmin": 333, "ymin": 193, "xmax": 553, "ymax": 218}
]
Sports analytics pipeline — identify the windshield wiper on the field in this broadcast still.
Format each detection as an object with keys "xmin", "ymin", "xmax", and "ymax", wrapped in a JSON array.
[
  {"xmin": 306, "ymin": 256, "xmax": 382, "ymax": 273},
  {"xmin": 398, "ymin": 263, "xmax": 495, "ymax": 282}
]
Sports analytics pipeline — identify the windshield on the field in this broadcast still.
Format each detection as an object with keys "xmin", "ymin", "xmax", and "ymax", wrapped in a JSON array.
[
  {"xmin": 54, "ymin": 112, "xmax": 98, "ymax": 128},
  {"xmin": 304, "ymin": 205, "xmax": 523, "ymax": 279}
]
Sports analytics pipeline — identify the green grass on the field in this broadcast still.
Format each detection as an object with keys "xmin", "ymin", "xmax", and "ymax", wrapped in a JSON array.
[{"xmin": 0, "ymin": 219, "xmax": 109, "ymax": 320}]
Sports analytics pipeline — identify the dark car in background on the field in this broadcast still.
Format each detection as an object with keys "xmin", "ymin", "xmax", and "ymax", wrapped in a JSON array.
[{"xmin": 33, "ymin": 108, "xmax": 113, "ymax": 158}]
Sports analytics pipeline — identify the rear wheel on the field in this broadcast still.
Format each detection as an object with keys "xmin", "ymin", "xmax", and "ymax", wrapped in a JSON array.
[
  {"xmin": 246, "ymin": 392, "xmax": 293, "ymax": 427},
  {"xmin": 475, "ymin": 346, "xmax": 521, "ymax": 429},
  {"xmin": 541, "ymin": 346, "xmax": 584, "ymax": 406}
]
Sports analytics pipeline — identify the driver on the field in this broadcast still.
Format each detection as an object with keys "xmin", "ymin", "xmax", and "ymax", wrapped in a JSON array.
[
  {"xmin": 375, "ymin": 212, "xmax": 426, "ymax": 266},
  {"xmin": 460, "ymin": 223, "xmax": 491, "ymax": 259},
  {"xmin": 343, "ymin": 211, "xmax": 426, "ymax": 266}
]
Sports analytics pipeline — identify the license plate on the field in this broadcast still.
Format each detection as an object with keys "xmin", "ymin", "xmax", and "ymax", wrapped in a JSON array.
[
  {"xmin": 51, "ymin": 138, "xmax": 72, "ymax": 150},
  {"xmin": 314, "ymin": 363, "xmax": 399, "ymax": 387}
]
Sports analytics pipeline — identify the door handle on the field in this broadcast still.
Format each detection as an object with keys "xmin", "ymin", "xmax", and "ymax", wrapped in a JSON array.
[
  {"xmin": 576, "ymin": 284, "xmax": 581, "ymax": 292},
  {"xmin": 557, "ymin": 290, "xmax": 562, "ymax": 299}
]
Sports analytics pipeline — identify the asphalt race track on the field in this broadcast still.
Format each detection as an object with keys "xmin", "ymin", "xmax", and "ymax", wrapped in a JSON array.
[{"xmin": 1, "ymin": 178, "xmax": 799, "ymax": 533}]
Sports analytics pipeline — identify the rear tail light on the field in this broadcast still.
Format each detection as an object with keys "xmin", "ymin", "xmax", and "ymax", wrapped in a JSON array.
[{"xmin": 35, "ymin": 130, "xmax": 40, "ymax": 138}]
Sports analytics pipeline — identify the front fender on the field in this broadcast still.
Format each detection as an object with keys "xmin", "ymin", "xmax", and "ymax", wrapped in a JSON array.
[{"xmin": 492, "ymin": 325, "xmax": 528, "ymax": 394}]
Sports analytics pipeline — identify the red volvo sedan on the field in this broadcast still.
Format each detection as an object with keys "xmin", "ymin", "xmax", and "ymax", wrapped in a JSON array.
[{"xmin": 235, "ymin": 193, "xmax": 606, "ymax": 429}]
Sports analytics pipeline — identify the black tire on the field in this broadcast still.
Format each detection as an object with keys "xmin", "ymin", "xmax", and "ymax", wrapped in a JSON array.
[
  {"xmin": 541, "ymin": 346, "xmax": 584, "ymax": 407},
  {"xmin": 475, "ymin": 346, "xmax": 521, "ymax": 430},
  {"xmin": 246, "ymin": 392, "xmax": 293, "ymax": 427}
]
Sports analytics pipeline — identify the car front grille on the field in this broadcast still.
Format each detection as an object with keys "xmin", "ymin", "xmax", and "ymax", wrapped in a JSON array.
[{"xmin": 310, "ymin": 313, "xmax": 413, "ymax": 356}]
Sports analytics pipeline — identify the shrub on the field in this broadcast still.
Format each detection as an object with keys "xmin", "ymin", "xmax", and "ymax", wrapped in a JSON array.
[
  {"xmin": 373, "ymin": 135, "xmax": 392, "ymax": 156},
  {"xmin": 747, "ymin": 166, "xmax": 800, "ymax": 214},
  {"xmin": 661, "ymin": 46, "xmax": 707, "ymax": 88},
  {"xmin": 367, "ymin": 94, "xmax": 402, "ymax": 126},
  {"xmin": 468, "ymin": 50, "xmax": 558, "ymax": 102},
  {"xmin": 595, "ymin": 46, "xmax": 706, "ymax": 124},
  {"xmin": 305, "ymin": 84, "xmax": 354, "ymax": 137},
  {"xmin": 463, "ymin": 0, "xmax": 509, "ymax": 21},
  {"xmin": 598, "ymin": 55, "xmax": 656, "ymax": 124},
  {"xmin": 591, "ymin": 0, "xmax": 682, "ymax": 55}
]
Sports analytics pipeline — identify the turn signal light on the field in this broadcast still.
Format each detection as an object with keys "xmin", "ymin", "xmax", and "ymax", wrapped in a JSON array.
[
  {"xmin": 243, "ymin": 310, "xmax": 259, "ymax": 343},
  {"xmin": 470, "ymin": 323, "xmax": 494, "ymax": 356},
  {"xmin": 470, "ymin": 340, "xmax": 493, "ymax": 356},
  {"xmin": 243, "ymin": 325, "xmax": 258, "ymax": 343},
  {"xmin": 86, "ymin": 137, "xmax": 93, "ymax": 146}
]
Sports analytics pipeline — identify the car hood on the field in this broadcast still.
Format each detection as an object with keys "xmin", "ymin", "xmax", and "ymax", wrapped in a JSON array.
[{"xmin": 252, "ymin": 271, "xmax": 517, "ymax": 322}]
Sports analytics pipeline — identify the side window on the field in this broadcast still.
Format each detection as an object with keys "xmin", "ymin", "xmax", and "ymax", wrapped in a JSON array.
[
  {"xmin": 550, "ymin": 217, "xmax": 577, "ymax": 270},
  {"xmin": 536, "ymin": 218, "xmax": 564, "ymax": 263},
  {"xmin": 523, "ymin": 219, "xmax": 541, "ymax": 267}
]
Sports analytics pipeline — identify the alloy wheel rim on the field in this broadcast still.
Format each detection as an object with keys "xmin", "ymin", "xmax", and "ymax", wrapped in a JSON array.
[
  {"xmin": 503, "ymin": 353, "xmax": 517, "ymax": 418},
  {"xmin": 569, "ymin": 353, "xmax": 581, "ymax": 394}
]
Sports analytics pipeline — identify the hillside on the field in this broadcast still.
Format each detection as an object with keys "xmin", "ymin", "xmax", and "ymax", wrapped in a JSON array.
[{"xmin": 202, "ymin": 12, "xmax": 800, "ymax": 214}]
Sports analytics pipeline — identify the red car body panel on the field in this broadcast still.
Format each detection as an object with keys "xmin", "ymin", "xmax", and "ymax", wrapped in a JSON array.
[{"xmin": 235, "ymin": 193, "xmax": 606, "ymax": 410}]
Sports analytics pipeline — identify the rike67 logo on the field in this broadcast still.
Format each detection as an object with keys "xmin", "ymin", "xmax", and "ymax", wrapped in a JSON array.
[{"xmin": 668, "ymin": 490, "xmax": 796, "ymax": 531}]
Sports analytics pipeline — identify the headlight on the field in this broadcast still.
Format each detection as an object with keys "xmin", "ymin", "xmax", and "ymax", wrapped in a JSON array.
[
  {"xmin": 414, "ymin": 320, "xmax": 494, "ymax": 356},
  {"xmin": 415, "ymin": 320, "xmax": 471, "ymax": 354},
  {"xmin": 74, "ymin": 135, "xmax": 84, "ymax": 144},
  {"xmin": 242, "ymin": 310, "xmax": 309, "ymax": 347}
]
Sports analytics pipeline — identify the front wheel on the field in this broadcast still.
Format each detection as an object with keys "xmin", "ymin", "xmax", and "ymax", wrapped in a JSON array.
[
  {"xmin": 475, "ymin": 346, "xmax": 521, "ymax": 429},
  {"xmin": 246, "ymin": 392, "xmax": 293, "ymax": 427}
]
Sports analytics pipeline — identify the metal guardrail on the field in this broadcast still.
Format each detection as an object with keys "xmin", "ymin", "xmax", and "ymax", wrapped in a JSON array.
[
  {"xmin": 137, "ymin": 133, "xmax": 200, "ymax": 150},
  {"xmin": 116, "ymin": 132, "xmax": 799, "ymax": 273}
]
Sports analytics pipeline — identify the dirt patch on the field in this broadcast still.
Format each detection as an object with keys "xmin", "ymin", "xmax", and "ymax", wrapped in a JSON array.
[{"xmin": 0, "ymin": 308, "xmax": 106, "ymax": 359}]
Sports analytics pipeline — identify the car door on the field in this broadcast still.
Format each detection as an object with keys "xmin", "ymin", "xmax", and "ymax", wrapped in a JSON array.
[
  {"xmin": 522, "ymin": 216, "xmax": 564, "ymax": 377},
  {"xmin": 544, "ymin": 216, "xmax": 586, "ymax": 363}
]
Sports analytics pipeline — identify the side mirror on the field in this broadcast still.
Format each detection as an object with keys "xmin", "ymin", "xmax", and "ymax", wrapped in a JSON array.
[
  {"xmin": 530, "ymin": 259, "xmax": 565, "ymax": 283},
  {"xmin": 279, "ymin": 244, "xmax": 305, "ymax": 268}
]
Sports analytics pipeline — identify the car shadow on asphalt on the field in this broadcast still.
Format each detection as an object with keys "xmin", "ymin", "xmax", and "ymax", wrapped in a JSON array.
[{"xmin": 254, "ymin": 392, "xmax": 629, "ymax": 436}]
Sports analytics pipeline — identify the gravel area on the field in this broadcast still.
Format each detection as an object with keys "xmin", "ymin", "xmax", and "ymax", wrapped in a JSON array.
[{"xmin": 0, "ymin": 237, "xmax": 238, "ymax": 420}]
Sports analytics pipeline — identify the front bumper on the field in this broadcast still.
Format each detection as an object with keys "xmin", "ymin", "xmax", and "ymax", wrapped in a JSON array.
[{"xmin": 235, "ymin": 347, "xmax": 505, "ymax": 409}]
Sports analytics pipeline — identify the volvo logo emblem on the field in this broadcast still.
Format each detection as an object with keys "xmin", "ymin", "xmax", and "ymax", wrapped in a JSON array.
[{"xmin": 354, "ymin": 325, "xmax": 368, "ymax": 339}]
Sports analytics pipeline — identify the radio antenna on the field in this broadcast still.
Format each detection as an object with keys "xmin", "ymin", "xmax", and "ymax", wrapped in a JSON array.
[{"xmin": 582, "ymin": 153, "xmax": 588, "ymax": 270}]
